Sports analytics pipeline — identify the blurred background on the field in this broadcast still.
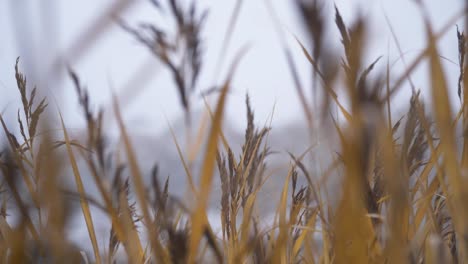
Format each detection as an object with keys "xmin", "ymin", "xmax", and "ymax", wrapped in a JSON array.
[
  {"xmin": 0, "ymin": 0, "xmax": 465, "ymax": 254},
  {"xmin": 0, "ymin": 0, "xmax": 464, "ymax": 132}
]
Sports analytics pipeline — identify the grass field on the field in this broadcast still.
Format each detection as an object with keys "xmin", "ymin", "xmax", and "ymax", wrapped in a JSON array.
[{"xmin": 1, "ymin": 0, "xmax": 468, "ymax": 263}]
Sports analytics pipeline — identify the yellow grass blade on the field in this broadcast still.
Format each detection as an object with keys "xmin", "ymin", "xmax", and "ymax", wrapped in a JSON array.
[
  {"xmin": 118, "ymin": 189, "xmax": 146, "ymax": 263},
  {"xmin": 0, "ymin": 215, "xmax": 13, "ymax": 245},
  {"xmin": 78, "ymin": 148, "xmax": 144, "ymax": 261},
  {"xmin": 240, "ymin": 192, "xmax": 257, "ymax": 244},
  {"xmin": 294, "ymin": 36, "xmax": 352, "ymax": 122},
  {"xmin": 424, "ymin": 17, "xmax": 468, "ymax": 261},
  {"xmin": 58, "ymin": 112, "xmax": 101, "ymax": 264},
  {"xmin": 201, "ymin": 96, "xmax": 238, "ymax": 166},
  {"xmin": 0, "ymin": 115, "xmax": 37, "ymax": 206},
  {"xmin": 0, "ymin": 115, "xmax": 39, "ymax": 240},
  {"xmin": 271, "ymin": 166, "xmax": 292, "ymax": 264},
  {"xmin": 230, "ymin": 192, "xmax": 258, "ymax": 262},
  {"xmin": 112, "ymin": 94, "xmax": 170, "ymax": 263},
  {"xmin": 188, "ymin": 105, "xmax": 209, "ymax": 164},
  {"xmin": 188, "ymin": 46, "xmax": 249, "ymax": 263},
  {"xmin": 292, "ymin": 210, "xmax": 318, "ymax": 258},
  {"xmin": 166, "ymin": 118, "xmax": 197, "ymax": 195}
]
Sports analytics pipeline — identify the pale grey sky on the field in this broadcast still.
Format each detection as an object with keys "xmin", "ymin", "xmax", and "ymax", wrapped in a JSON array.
[{"xmin": 0, "ymin": 0, "xmax": 465, "ymax": 137}]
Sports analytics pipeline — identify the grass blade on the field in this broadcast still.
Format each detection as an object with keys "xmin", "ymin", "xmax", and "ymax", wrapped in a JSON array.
[{"xmin": 58, "ymin": 112, "xmax": 101, "ymax": 264}]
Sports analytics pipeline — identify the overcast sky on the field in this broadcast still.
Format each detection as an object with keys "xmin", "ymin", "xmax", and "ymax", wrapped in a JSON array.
[{"xmin": 0, "ymin": 0, "xmax": 465, "ymax": 136}]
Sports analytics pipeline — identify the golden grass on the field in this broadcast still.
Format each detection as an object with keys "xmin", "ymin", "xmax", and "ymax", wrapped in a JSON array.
[{"xmin": 1, "ymin": 0, "xmax": 468, "ymax": 263}]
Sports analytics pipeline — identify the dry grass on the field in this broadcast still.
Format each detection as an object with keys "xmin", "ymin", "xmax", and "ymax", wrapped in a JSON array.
[{"xmin": 1, "ymin": 0, "xmax": 468, "ymax": 263}]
